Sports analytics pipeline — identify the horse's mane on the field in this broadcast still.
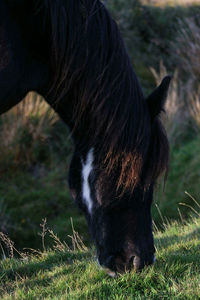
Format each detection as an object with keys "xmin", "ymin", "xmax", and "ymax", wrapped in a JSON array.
[{"xmin": 41, "ymin": 0, "xmax": 169, "ymax": 193}]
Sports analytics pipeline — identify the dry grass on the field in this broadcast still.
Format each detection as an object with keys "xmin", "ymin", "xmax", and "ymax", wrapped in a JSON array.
[
  {"xmin": 151, "ymin": 17, "xmax": 200, "ymax": 143},
  {"xmin": 0, "ymin": 218, "xmax": 87, "ymax": 261},
  {"xmin": 142, "ymin": 0, "xmax": 200, "ymax": 6},
  {"xmin": 188, "ymin": 89, "xmax": 200, "ymax": 128},
  {"xmin": 0, "ymin": 92, "xmax": 58, "ymax": 169},
  {"xmin": 174, "ymin": 17, "xmax": 200, "ymax": 131},
  {"xmin": 151, "ymin": 63, "xmax": 200, "ymax": 144},
  {"xmin": 150, "ymin": 62, "xmax": 189, "ymax": 144},
  {"xmin": 175, "ymin": 18, "xmax": 200, "ymax": 80},
  {"xmin": 1, "ymin": 92, "xmax": 57, "ymax": 147}
]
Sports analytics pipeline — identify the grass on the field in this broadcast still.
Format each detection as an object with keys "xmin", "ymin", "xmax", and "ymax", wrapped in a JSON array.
[
  {"xmin": 0, "ymin": 167, "xmax": 88, "ymax": 251},
  {"xmin": 0, "ymin": 217, "xmax": 199, "ymax": 299},
  {"xmin": 153, "ymin": 135, "xmax": 200, "ymax": 223},
  {"xmin": 142, "ymin": 0, "xmax": 200, "ymax": 6},
  {"xmin": 109, "ymin": 1, "xmax": 200, "ymax": 94},
  {"xmin": 0, "ymin": 93, "xmax": 58, "ymax": 171}
]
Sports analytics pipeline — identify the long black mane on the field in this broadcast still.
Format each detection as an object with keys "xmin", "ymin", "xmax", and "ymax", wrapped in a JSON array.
[{"xmin": 42, "ymin": 0, "xmax": 169, "ymax": 192}]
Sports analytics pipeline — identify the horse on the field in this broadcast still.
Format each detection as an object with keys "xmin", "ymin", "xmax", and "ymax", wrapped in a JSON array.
[{"xmin": 0, "ymin": 0, "xmax": 171, "ymax": 275}]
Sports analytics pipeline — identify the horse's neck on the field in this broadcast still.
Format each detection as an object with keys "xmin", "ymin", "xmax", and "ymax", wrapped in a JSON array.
[{"xmin": 45, "ymin": 92, "xmax": 90, "ymax": 147}]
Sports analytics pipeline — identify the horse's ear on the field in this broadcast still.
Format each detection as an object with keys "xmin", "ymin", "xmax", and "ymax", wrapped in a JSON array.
[{"xmin": 147, "ymin": 76, "xmax": 172, "ymax": 119}]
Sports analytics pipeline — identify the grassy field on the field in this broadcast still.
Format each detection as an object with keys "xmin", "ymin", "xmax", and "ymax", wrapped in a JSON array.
[
  {"xmin": 0, "ymin": 166, "xmax": 89, "ymax": 251},
  {"xmin": 0, "ymin": 217, "xmax": 199, "ymax": 299}
]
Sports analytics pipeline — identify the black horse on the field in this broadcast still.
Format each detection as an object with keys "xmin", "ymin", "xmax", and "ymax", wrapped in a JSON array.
[{"xmin": 0, "ymin": 0, "xmax": 171, "ymax": 275}]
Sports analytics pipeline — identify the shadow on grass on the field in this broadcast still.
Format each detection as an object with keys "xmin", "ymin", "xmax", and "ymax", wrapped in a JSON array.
[
  {"xmin": 1, "ymin": 250, "xmax": 92, "ymax": 282},
  {"xmin": 2, "ymin": 225, "xmax": 199, "ymax": 280},
  {"xmin": 155, "ymin": 226, "xmax": 200, "ymax": 248},
  {"xmin": 1, "ymin": 222, "xmax": 199, "ymax": 299}
]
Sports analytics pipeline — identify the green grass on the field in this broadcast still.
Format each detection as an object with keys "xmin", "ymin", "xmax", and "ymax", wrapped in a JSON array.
[
  {"xmin": 0, "ymin": 217, "xmax": 199, "ymax": 299},
  {"xmin": 109, "ymin": 0, "xmax": 200, "ymax": 85},
  {"xmin": 153, "ymin": 134, "xmax": 200, "ymax": 224},
  {"xmin": 0, "ymin": 167, "xmax": 88, "ymax": 251}
]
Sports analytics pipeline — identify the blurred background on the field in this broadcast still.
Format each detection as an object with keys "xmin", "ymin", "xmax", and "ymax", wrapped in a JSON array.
[{"xmin": 0, "ymin": 0, "xmax": 200, "ymax": 251}]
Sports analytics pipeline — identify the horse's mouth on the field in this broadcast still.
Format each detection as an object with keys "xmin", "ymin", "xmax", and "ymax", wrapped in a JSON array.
[{"xmin": 101, "ymin": 255, "xmax": 156, "ymax": 276}]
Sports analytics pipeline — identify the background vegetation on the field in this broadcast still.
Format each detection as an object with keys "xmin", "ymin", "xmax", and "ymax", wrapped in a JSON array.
[{"xmin": 0, "ymin": 0, "xmax": 200, "ymax": 298}]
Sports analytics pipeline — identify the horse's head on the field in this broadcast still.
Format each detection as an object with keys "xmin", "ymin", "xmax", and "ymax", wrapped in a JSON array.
[
  {"xmin": 70, "ymin": 77, "xmax": 171, "ymax": 276},
  {"xmin": 0, "ymin": 0, "xmax": 49, "ymax": 113}
]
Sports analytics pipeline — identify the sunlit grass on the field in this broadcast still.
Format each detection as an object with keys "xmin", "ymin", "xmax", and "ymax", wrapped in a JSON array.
[{"xmin": 0, "ymin": 217, "xmax": 199, "ymax": 299}]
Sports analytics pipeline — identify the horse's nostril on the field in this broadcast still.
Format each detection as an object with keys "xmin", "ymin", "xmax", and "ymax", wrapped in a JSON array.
[
  {"xmin": 127, "ymin": 256, "xmax": 135, "ymax": 269},
  {"xmin": 133, "ymin": 255, "xmax": 155, "ymax": 271},
  {"xmin": 129, "ymin": 256, "xmax": 134, "ymax": 263}
]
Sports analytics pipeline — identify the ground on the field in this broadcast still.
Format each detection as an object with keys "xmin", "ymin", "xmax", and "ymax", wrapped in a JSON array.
[{"xmin": 0, "ymin": 218, "xmax": 200, "ymax": 299}]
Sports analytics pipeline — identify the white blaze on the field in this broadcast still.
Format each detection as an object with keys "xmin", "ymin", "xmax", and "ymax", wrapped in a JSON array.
[{"xmin": 82, "ymin": 148, "xmax": 94, "ymax": 214}]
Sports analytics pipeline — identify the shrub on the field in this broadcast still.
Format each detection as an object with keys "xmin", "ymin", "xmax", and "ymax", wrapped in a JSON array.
[{"xmin": 172, "ymin": 17, "xmax": 200, "ymax": 131}]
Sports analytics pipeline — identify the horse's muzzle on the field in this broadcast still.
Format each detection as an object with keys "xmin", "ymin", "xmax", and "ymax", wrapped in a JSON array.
[{"xmin": 99, "ymin": 253, "xmax": 155, "ymax": 276}]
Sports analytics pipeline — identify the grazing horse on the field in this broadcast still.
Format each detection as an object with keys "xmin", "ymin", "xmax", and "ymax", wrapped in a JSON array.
[{"xmin": 0, "ymin": 0, "xmax": 170, "ymax": 275}]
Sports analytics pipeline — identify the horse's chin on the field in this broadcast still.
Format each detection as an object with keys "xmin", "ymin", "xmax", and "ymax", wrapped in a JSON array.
[{"xmin": 103, "ymin": 268, "xmax": 117, "ymax": 277}]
